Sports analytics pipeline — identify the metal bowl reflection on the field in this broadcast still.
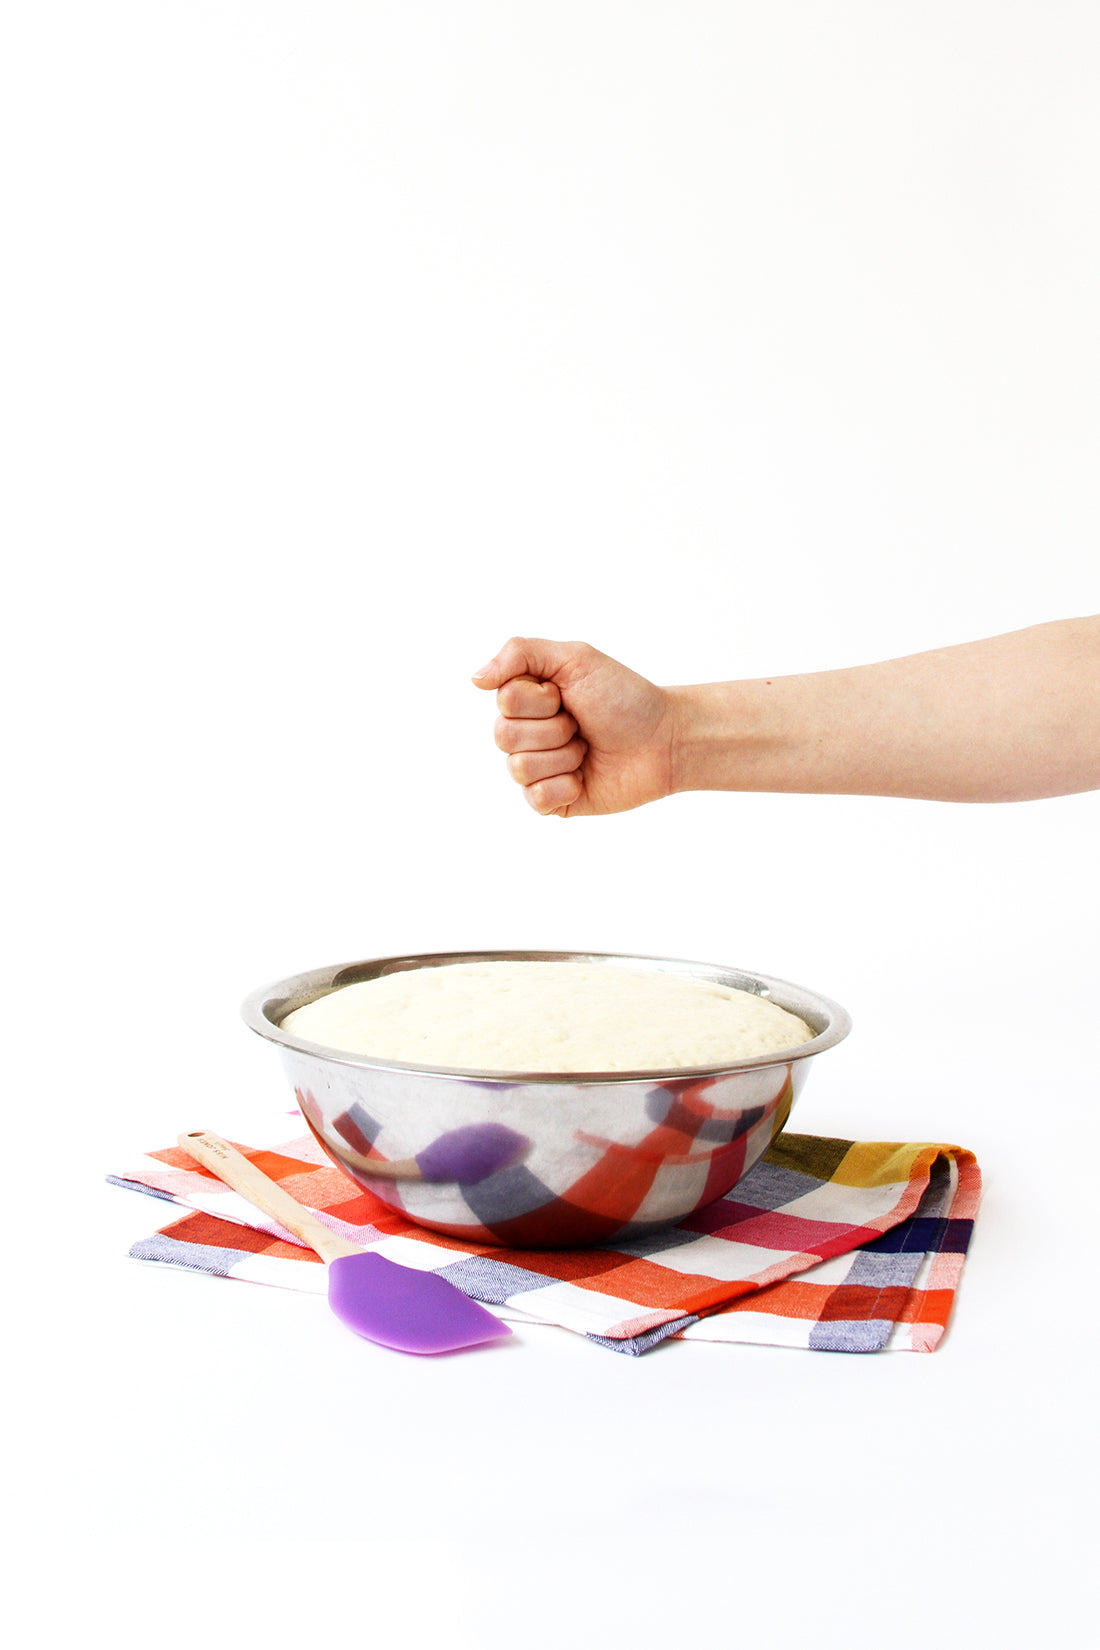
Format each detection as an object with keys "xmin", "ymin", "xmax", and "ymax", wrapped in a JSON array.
[{"xmin": 241, "ymin": 950, "xmax": 851, "ymax": 1249}]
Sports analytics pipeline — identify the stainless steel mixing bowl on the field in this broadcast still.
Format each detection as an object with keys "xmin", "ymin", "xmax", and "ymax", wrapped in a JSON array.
[{"xmin": 242, "ymin": 950, "xmax": 851, "ymax": 1248}]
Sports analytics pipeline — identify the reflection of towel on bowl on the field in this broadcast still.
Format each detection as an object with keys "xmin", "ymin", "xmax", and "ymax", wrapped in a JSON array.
[{"xmin": 110, "ymin": 1121, "xmax": 980, "ymax": 1355}]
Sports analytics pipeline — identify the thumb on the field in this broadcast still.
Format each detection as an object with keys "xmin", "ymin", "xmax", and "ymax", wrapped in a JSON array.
[{"xmin": 471, "ymin": 636, "xmax": 581, "ymax": 691}]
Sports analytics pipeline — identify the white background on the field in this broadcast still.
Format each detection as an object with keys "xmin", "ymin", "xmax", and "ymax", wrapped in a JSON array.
[{"xmin": 5, "ymin": 3, "xmax": 1098, "ymax": 1644}]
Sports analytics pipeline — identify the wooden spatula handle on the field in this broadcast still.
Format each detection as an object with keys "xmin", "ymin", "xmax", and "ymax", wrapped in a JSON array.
[{"xmin": 178, "ymin": 1130, "xmax": 361, "ymax": 1264}]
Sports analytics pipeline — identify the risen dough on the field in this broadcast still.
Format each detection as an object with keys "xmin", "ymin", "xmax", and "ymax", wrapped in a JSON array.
[{"xmin": 280, "ymin": 960, "xmax": 814, "ymax": 1072}]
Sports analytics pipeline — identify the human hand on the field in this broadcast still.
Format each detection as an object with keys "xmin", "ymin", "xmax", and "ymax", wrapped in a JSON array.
[{"xmin": 472, "ymin": 638, "xmax": 677, "ymax": 817}]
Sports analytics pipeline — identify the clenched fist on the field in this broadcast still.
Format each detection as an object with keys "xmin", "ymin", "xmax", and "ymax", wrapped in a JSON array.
[{"xmin": 472, "ymin": 638, "xmax": 678, "ymax": 817}]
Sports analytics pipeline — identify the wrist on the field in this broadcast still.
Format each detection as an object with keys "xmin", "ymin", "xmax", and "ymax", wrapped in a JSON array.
[
  {"xmin": 667, "ymin": 678, "xmax": 806, "ymax": 795},
  {"xmin": 666, "ymin": 682, "xmax": 746, "ymax": 794}
]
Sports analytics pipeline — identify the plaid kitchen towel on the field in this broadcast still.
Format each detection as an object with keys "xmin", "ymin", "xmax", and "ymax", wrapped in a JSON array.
[{"xmin": 110, "ymin": 1122, "xmax": 980, "ymax": 1355}]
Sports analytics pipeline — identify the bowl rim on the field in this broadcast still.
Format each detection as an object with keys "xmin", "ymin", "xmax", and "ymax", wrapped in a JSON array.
[{"xmin": 241, "ymin": 949, "xmax": 852, "ymax": 1086}]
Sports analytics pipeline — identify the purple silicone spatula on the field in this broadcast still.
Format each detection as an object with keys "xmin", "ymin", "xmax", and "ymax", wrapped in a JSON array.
[{"xmin": 178, "ymin": 1131, "xmax": 512, "ymax": 1355}]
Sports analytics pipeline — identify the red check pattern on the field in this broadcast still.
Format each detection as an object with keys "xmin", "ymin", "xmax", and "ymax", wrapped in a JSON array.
[{"xmin": 111, "ymin": 1117, "xmax": 980, "ymax": 1354}]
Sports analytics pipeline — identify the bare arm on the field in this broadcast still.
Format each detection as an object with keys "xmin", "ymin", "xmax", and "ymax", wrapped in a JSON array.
[
  {"xmin": 473, "ymin": 618, "xmax": 1100, "ymax": 815},
  {"xmin": 671, "ymin": 617, "xmax": 1100, "ymax": 803}
]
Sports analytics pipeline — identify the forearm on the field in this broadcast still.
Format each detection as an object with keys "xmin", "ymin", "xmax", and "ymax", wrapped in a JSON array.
[{"xmin": 668, "ymin": 618, "xmax": 1100, "ymax": 803}]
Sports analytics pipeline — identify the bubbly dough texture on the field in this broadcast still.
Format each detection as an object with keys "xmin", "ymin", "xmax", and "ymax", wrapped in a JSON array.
[{"xmin": 281, "ymin": 961, "xmax": 814, "ymax": 1072}]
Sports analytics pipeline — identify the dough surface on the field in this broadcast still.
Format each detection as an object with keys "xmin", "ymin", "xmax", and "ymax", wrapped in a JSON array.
[{"xmin": 280, "ymin": 960, "xmax": 814, "ymax": 1072}]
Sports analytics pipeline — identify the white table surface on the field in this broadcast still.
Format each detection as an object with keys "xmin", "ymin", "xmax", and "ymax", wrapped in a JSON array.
[
  {"xmin": 22, "ymin": 940, "xmax": 1095, "ymax": 1647},
  {"xmin": 8, "ymin": 5, "xmax": 1098, "ymax": 1643}
]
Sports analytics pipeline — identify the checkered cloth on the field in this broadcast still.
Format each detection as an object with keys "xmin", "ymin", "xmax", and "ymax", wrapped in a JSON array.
[{"xmin": 110, "ymin": 1117, "xmax": 980, "ymax": 1354}]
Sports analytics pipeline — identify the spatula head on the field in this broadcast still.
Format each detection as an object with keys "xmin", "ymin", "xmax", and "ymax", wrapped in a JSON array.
[{"xmin": 327, "ymin": 1251, "xmax": 513, "ymax": 1354}]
